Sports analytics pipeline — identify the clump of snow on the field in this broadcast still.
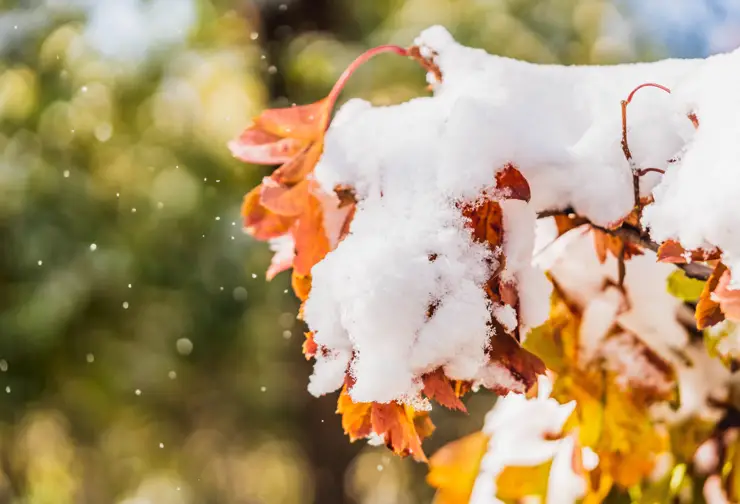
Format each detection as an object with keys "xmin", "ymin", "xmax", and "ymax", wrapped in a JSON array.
[
  {"xmin": 303, "ymin": 25, "xmax": 739, "ymax": 404},
  {"xmin": 643, "ymin": 47, "xmax": 740, "ymax": 285},
  {"xmin": 469, "ymin": 375, "xmax": 596, "ymax": 504}
]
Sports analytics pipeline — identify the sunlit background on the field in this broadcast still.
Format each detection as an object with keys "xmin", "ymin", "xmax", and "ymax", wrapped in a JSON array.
[{"xmin": 0, "ymin": 0, "xmax": 738, "ymax": 503}]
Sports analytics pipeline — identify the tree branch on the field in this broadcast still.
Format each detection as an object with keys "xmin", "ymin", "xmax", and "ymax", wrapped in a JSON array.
[{"xmin": 536, "ymin": 208, "xmax": 712, "ymax": 281}]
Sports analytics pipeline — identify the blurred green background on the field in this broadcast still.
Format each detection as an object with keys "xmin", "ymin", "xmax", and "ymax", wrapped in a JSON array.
[{"xmin": 0, "ymin": 0, "xmax": 733, "ymax": 503}]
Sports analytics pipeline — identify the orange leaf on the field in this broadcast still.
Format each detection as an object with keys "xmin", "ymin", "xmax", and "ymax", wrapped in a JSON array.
[
  {"xmin": 228, "ymin": 126, "xmax": 308, "ymax": 165},
  {"xmin": 712, "ymin": 269, "xmax": 740, "ymax": 323},
  {"xmin": 254, "ymin": 100, "xmax": 329, "ymax": 141},
  {"xmin": 697, "ymin": 262, "xmax": 727, "ymax": 330},
  {"xmin": 241, "ymin": 186, "xmax": 295, "ymax": 240},
  {"xmin": 422, "ymin": 369, "xmax": 467, "ymax": 412},
  {"xmin": 371, "ymin": 402, "xmax": 429, "ymax": 462},
  {"xmin": 272, "ymin": 141, "xmax": 325, "ymax": 186},
  {"xmin": 337, "ymin": 386, "xmax": 373, "ymax": 441},
  {"xmin": 303, "ymin": 331, "xmax": 318, "ymax": 360},
  {"xmin": 292, "ymin": 194, "xmax": 331, "ymax": 276},
  {"xmin": 337, "ymin": 386, "xmax": 434, "ymax": 462},
  {"xmin": 260, "ymin": 178, "xmax": 311, "ymax": 217},
  {"xmin": 291, "ymin": 271, "xmax": 312, "ymax": 301},
  {"xmin": 427, "ymin": 431, "xmax": 490, "ymax": 504},
  {"xmin": 462, "ymin": 199, "xmax": 504, "ymax": 249},
  {"xmin": 496, "ymin": 164, "xmax": 531, "ymax": 202},
  {"xmin": 657, "ymin": 239, "xmax": 721, "ymax": 264}
]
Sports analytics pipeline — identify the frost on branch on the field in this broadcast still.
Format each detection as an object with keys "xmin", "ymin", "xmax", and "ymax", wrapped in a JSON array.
[{"xmin": 230, "ymin": 24, "xmax": 740, "ymax": 501}]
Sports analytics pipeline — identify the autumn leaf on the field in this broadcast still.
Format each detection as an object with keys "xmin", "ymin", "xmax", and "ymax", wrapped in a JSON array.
[
  {"xmin": 697, "ymin": 262, "xmax": 728, "ymax": 330},
  {"xmin": 487, "ymin": 331, "xmax": 546, "ymax": 393},
  {"xmin": 657, "ymin": 239, "xmax": 721, "ymax": 264},
  {"xmin": 292, "ymin": 194, "xmax": 331, "ymax": 276},
  {"xmin": 427, "ymin": 431, "xmax": 490, "ymax": 504},
  {"xmin": 422, "ymin": 368, "xmax": 467, "ymax": 412},
  {"xmin": 228, "ymin": 127, "xmax": 308, "ymax": 165},
  {"xmin": 336, "ymin": 386, "xmax": 434, "ymax": 462},
  {"xmin": 259, "ymin": 178, "xmax": 311, "ymax": 217},
  {"xmin": 495, "ymin": 164, "xmax": 531, "ymax": 202},
  {"xmin": 241, "ymin": 186, "xmax": 295, "ymax": 240},
  {"xmin": 291, "ymin": 271, "xmax": 312, "ymax": 302},
  {"xmin": 712, "ymin": 269, "xmax": 740, "ymax": 322},
  {"xmin": 302, "ymin": 331, "xmax": 317, "ymax": 360}
]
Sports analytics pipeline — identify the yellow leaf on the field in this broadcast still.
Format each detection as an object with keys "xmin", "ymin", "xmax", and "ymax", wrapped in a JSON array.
[
  {"xmin": 428, "ymin": 431, "xmax": 490, "ymax": 504},
  {"xmin": 496, "ymin": 461, "xmax": 552, "ymax": 501}
]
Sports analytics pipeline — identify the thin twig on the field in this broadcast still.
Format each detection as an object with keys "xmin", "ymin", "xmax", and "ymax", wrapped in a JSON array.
[{"xmin": 536, "ymin": 208, "xmax": 712, "ymax": 281}]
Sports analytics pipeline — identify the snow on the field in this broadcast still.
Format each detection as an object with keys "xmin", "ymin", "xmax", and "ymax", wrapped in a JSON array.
[
  {"xmin": 469, "ymin": 375, "xmax": 595, "ymax": 504},
  {"xmin": 643, "ymin": 48, "xmax": 740, "ymax": 287},
  {"xmin": 299, "ymin": 25, "xmax": 740, "ymax": 405}
]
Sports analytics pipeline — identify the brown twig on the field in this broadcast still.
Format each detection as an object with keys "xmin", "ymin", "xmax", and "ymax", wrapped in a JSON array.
[{"xmin": 536, "ymin": 208, "xmax": 712, "ymax": 281}]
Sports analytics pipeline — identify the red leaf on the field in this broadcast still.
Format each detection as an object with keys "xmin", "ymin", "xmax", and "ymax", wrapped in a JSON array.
[
  {"xmin": 422, "ymin": 369, "xmax": 467, "ymax": 412},
  {"xmin": 228, "ymin": 126, "xmax": 307, "ymax": 165},
  {"xmin": 254, "ymin": 100, "xmax": 329, "ymax": 141},
  {"xmin": 496, "ymin": 164, "xmax": 531, "ymax": 202}
]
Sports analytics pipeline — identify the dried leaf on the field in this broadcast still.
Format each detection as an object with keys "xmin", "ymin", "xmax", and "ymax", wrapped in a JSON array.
[
  {"xmin": 422, "ymin": 369, "xmax": 467, "ymax": 412},
  {"xmin": 697, "ymin": 262, "xmax": 728, "ymax": 330},
  {"xmin": 495, "ymin": 164, "xmax": 531, "ymax": 202},
  {"xmin": 254, "ymin": 99, "xmax": 328, "ymax": 141},
  {"xmin": 592, "ymin": 229, "xmax": 642, "ymax": 265},
  {"xmin": 427, "ymin": 431, "xmax": 490, "ymax": 504},
  {"xmin": 228, "ymin": 126, "xmax": 308, "ymax": 165},
  {"xmin": 487, "ymin": 331, "xmax": 546, "ymax": 393}
]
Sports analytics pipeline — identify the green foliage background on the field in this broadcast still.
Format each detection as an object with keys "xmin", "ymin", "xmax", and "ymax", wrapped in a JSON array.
[{"xmin": 0, "ymin": 0, "xmax": 665, "ymax": 502}]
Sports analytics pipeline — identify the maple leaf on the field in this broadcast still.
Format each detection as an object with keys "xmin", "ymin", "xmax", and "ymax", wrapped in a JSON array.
[
  {"xmin": 336, "ymin": 386, "xmax": 433, "ymax": 462},
  {"xmin": 697, "ymin": 262, "xmax": 728, "ymax": 330},
  {"xmin": 657, "ymin": 239, "xmax": 721, "ymax": 264},
  {"xmin": 592, "ymin": 230, "xmax": 643, "ymax": 264},
  {"xmin": 292, "ymin": 193, "xmax": 331, "ymax": 277},
  {"xmin": 422, "ymin": 368, "xmax": 467, "ymax": 412},
  {"xmin": 427, "ymin": 431, "xmax": 489, "ymax": 504},
  {"xmin": 302, "ymin": 331, "xmax": 317, "ymax": 360},
  {"xmin": 241, "ymin": 186, "xmax": 295, "ymax": 241},
  {"xmin": 711, "ymin": 269, "xmax": 740, "ymax": 323}
]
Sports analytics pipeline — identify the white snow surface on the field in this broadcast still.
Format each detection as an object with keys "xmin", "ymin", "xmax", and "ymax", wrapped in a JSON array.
[{"xmin": 302, "ymin": 25, "xmax": 740, "ymax": 404}]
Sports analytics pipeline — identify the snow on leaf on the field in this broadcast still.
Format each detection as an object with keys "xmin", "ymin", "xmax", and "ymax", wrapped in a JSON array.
[
  {"xmin": 697, "ymin": 262, "xmax": 728, "ymax": 330},
  {"xmin": 495, "ymin": 164, "xmax": 531, "ymax": 202},
  {"xmin": 657, "ymin": 240, "xmax": 721, "ymax": 264},
  {"xmin": 427, "ymin": 431, "xmax": 489, "ymax": 504}
]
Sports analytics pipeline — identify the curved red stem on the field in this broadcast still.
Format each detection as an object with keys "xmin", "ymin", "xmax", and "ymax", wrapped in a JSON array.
[
  {"xmin": 626, "ymin": 82, "xmax": 671, "ymax": 104},
  {"xmin": 322, "ymin": 45, "xmax": 409, "ymax": 131}
]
